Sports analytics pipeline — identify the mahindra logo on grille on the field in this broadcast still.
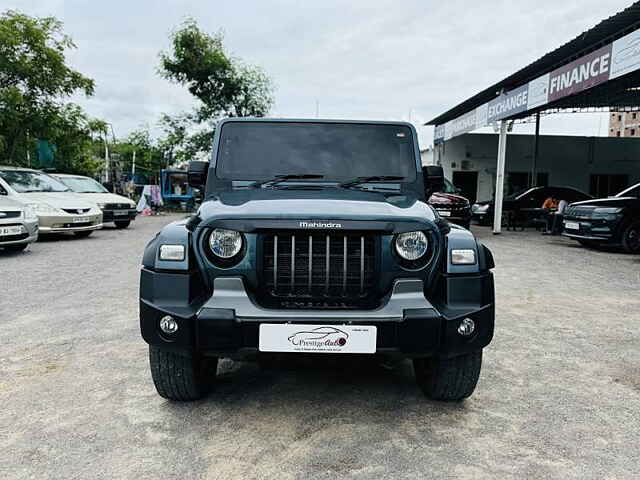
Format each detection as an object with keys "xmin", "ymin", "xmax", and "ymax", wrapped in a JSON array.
[{"xmin": 299, "ymin": 221, "xmax": 343, "ymax": 229}]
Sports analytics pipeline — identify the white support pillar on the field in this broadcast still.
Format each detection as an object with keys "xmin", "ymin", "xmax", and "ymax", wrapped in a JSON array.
[{"xmin": 493, "ymin": 120, "xmax": 508, "ymax": 234}]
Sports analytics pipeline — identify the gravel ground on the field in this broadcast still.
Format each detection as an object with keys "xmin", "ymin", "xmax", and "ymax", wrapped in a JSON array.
[{"xmin": 1, "ymin": 214, "xmax": 639, "ymax": 480}]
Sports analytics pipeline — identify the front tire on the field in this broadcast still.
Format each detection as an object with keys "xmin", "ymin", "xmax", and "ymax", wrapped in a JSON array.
[
  {"xmin": 149, "ymin": 346, "xmax": 217, "ymax": 401},
  {"xmin": 114, "ymin": 220, "xmax": 131, "ymax": 229},
  {"xmin": 621, "ymin": 221, "xmax": 640, "ymax": 254},
  {"xmin": 413, "ymin": 350, "xmax": 483, "ymax": 401}
]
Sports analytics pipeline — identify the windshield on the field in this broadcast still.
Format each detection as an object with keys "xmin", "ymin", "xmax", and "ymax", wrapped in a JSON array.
[
  {"xmin": 216, "ymin": 122, "xmax": 417, "ymax": 184},
  {"xmin": 616, "ymin": 183, "xmax": 640, "ymax": 198},
  {"xmin": 0, "ymin": 170, "xmax": 70, "ymax": 193},
  {"xmin": 58, "ymin": 176, "xmax": 108, "ymax": 193}
]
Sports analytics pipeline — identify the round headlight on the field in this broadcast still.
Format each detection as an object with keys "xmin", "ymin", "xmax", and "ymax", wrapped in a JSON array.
[
  {"xmin": 209, "ymin": 228, "xmax": 243, "ymax": 258},
  {"xmin": 395, "ymin": 231, "xmax": 428, "ymax": 260}
]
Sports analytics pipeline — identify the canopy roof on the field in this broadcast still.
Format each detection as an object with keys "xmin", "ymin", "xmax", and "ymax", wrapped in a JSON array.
[{"xmin": 427, "ymin": 2, "xmax": 640, "ymax": 140}]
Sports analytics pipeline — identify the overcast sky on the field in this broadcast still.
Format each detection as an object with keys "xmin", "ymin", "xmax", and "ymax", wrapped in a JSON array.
[{"xmin": 5, "ymin": 0, "xmax": 635, "ymax": 147}]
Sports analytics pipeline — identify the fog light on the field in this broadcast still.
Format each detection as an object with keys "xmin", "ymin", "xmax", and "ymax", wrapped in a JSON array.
[
  {"xmin": 457, "ymin": 318, "xmax": 475, "ymax": 336},
  {"xmin": 159, "ymin": 316, "xmax": 178, "ymax": 334}
]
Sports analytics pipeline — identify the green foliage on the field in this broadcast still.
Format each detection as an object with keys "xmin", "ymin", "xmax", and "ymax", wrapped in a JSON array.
[
  {"xmin": 0, "ymin": 9, "xmax": 100, "ymax": 172},
  {"xmin": 158, "ymin": 19, "xmax": 274, "ymax": 160}
]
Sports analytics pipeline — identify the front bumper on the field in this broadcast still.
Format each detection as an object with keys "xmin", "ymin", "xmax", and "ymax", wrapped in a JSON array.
[
  {"xmin": 562, "ymin": 217, "xmax": 622, "ymax": 245},
  {"xmin": 38, "ymin": 213, "xmax": 103, "ymax": 233},
  {"xmin": 140, "ymin": 272, "xmax": 495, "ymax": 359},
  {"xmin": 102, "ymin": 208, "xmax": 137, "ymax": 223},
  {"xmin": 0, "ymin": 219, "xmax": 38, "ymax": 246}
]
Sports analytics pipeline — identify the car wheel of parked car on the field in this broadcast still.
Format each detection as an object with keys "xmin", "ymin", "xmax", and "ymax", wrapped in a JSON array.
[
  {"xmin": 114, "ymin": 220, "xmax": 131, "ymax": 229},
  {"xmin": 3, "ymin": 243, "xmax": 28, "ymax": 252},
  {"xmin": 149, "ymin": 345, "xmax": 217, "ymax": 401},
  {"xmin": 413, "ymin": 350, "xmax": 482, "ymax": 401},
  {"xmin": 74, "ymin": 231, "xmax": 93, "ymax": 238},
  {"xmin": 622, "ymin": 221, "xmax": 640, "ymax": 254}
]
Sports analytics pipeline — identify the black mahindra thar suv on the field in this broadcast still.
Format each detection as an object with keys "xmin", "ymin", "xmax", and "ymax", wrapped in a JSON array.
[{"xmin": 139, "ymin": 119, "xmax": 495, "ymax": 401}]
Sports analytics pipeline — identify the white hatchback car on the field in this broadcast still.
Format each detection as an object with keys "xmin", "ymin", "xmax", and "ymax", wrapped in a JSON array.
[{"xmin": 0, "ymin": 167, "xmax": 103, "ymax": 237}]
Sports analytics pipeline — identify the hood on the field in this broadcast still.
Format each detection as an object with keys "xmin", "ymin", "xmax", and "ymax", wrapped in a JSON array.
[
  {"xmin": 429, "ymin": 192, "xmax": 469, "ymax": 206},
  {"xmin": 570, "ymin": 196, "xmax": 638, "ymax": 208},
  {"xmin": 71, "ymin": 192, "xmax": 134, "ymax": 205},
  {"xmin": 0, "ymin": 195, "xmax": 27, "ymax": 211},
  {"xmin": 14, "ymin": 192, "xmax": 99, "ymax": 210},
  {"xmin": 198, "ymin": 188, "xmax": 436, "ymax": 224}
]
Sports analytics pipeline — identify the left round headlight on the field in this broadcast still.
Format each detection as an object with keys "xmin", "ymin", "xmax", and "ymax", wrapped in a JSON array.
[
  {"xmin": 395, "ymin": 231, "xmax": 428, "ymax": 260},
  {"xmin": 209, "ymin": 228, "xmax": 243, "ymax": 258}
]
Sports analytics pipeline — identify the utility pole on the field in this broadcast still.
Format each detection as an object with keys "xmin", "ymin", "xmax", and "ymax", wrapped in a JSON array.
[
  {"xmin": 104, "ymin": 133, "xmax": 110, "ymax": 183},
  {"xmin": 132, "ymin": 150, "xmax": 136, "ymax": 175}
]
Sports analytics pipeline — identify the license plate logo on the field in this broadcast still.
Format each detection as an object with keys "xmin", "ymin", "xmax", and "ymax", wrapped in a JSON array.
[
  {"xmin": 259, "ymin": 324, "xmax": 377, "ymax": 354},
  {"xmin": 564, "ymin": 221, "xmax": 580, "ymax": 230}
]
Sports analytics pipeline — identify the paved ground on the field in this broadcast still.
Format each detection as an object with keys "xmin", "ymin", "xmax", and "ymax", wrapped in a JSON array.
[{"xmin": 1, "ymin": 214, "xmax": 639, "ymax": 480}]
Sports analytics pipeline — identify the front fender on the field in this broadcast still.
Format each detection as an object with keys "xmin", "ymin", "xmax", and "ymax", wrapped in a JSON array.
[
  {"xmin": 444, "ymin": 225, "xmax": 494, "ymax": 274},
  {"xmin": 142, "ymin": 219, "xmax": 191, "ymax": 271}
]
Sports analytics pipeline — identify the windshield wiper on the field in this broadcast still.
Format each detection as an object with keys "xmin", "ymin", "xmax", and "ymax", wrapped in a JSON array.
[
  {"xmin": 250, "ymin": 174, "xmax": 324, "ymax": 189},
  {"xmin": 338, "ymin": 176, "xmax": 405, "ymax": 189}
]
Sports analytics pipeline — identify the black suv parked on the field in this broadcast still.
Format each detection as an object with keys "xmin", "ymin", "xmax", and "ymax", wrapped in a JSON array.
[
  {"xmin": 140, "ymin": 119, "xmax": 495, "ymax": 402},
  {"xmin": 562, "ymin": 183, "xmax": 640, "ymax": 253}
]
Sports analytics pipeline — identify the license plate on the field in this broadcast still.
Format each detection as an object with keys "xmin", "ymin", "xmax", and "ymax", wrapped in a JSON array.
[
  {"xmin": 113, "ymin": 210, "xmax": 128, "ymax": 216},
  {"xmin": 0, "ymin": 225, "xmax": 23, "ymax": 236},
  {"xmin": 564, "ymin": 221, "xmax": 580, "ymax": 230},
  {"xmin": 437, "ymin": 210, "xmax": 451, "ymax": 217},
  {"xmin": 73, "ymin": 217, "xmax": 88, "ymax": 223},
  {"xmin": 259, "ymin": 324, "xmax": 377, "ymax": 354}
]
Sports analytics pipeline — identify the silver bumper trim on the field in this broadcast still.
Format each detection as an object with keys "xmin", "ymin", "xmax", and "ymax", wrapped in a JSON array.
[{"xmin": 199, "ymin": 277, "xmax": 435, "ymax": 322}]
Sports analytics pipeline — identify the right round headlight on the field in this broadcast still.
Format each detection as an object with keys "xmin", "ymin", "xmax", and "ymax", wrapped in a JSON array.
[
  {"xmin": 209, "ymin": 228, "xmax": 243, "ymax": 258},
  {"xmin": 395, "ymin": 231, "xmax": 428, "ymax": 260}
]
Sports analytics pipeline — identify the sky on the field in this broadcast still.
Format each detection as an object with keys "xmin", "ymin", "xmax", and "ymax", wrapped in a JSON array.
[{"xmin": 5, "ymin": 0, "xmax": 636, "ymax": 148}]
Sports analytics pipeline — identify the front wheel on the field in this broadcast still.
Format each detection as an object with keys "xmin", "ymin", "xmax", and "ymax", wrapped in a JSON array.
[
  {"xmin": 413, "ymin": 350, "xmax": 483, "ymax": 401},
  {"xmin": 114, "ymin": 220, "xmax": 131, "ymax": 229},
  {"xmin": 622, "ymin": 221, "xmax": 640, "ymax": 254},
  {"xmin": 149, "ymin": 346, "xmax": 218, "ymax": 401}
]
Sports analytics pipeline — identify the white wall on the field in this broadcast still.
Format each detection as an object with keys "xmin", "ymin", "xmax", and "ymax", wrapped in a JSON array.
[{"xmin": 440, "ymin": 133, "xmax": 640, "ymax": 201}]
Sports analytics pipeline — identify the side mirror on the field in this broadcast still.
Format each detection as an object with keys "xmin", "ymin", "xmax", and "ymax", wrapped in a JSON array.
[
  {"xmin": 422, "ymin": 166, "xmax": 445, "ymax": 197},
  {"xmin": 188, "ymin": 161, "xmax": 209, "ymax": 189}
]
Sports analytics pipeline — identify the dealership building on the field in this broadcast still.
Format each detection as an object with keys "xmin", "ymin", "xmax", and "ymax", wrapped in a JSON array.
[{"xmin": 426, "ymin": 2, "xmax": 640, "ymax": 232}]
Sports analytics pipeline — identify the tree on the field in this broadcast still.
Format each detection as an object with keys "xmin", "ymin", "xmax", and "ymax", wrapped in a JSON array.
[
  {"xmin": 0, "ymin": 10, "xmax": 97, "ymax": 168},
  {"xmin": 157, "ymin": 20, "xmax": 274, "ymax": 161}
]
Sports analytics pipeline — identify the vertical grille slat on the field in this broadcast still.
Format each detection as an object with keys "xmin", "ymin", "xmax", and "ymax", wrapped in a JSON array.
[
  {"xmin": 342, "ymin": 236, "xmax": 347, "ymax": 292},
  {"xmin": 325, "ymin": 235, "xmax": 330, "ymax": 294},
  {"xmin": 360, "ymin": 235, "xmax": 365, "ymax": 293},
  {"xmin": 273, "ymin": 235, "xmax": 278, "ymax": 291},
  {"xmin": 291, "ymin": 235, "xmax": 296, "ymax": 291},
  {"xmin": 261, "ymin": 230, "xmax": 377, "ymax": 309}
]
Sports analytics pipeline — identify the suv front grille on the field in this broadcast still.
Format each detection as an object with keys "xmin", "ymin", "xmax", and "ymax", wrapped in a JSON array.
[
  {"xmin": 259, "ymin": 231, "xmax": 378, "ymax": 309},
  {"xmin": 565, "ymin": 205, "xmax": 595, "ymax": 219}
]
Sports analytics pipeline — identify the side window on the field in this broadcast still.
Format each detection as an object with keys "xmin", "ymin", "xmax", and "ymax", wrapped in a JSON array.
[{"xmin": 0, "ymin": 183, "xmax": 6, "ymax": 195}]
